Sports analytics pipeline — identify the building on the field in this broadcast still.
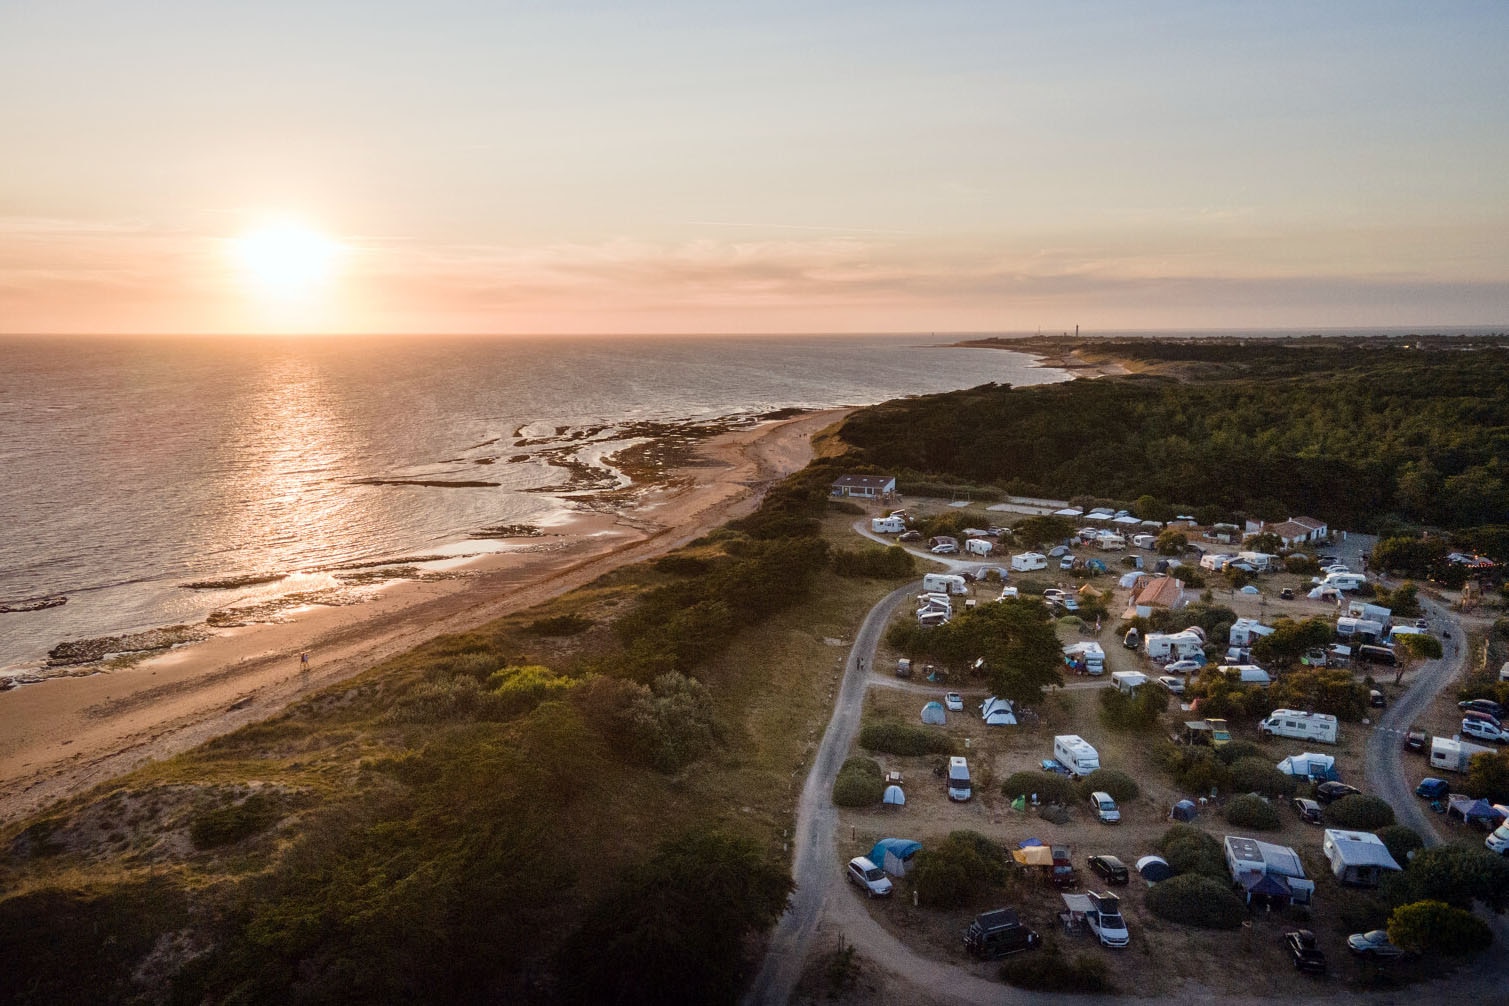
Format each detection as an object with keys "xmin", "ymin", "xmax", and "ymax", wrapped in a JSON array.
[
  {"xmin": 1129, "ymin": 576, "xmax": 1185, "ymax": 619},
  {"xmin": 830, "ymin": 474, "xmax": 896, "ymax": 500}
]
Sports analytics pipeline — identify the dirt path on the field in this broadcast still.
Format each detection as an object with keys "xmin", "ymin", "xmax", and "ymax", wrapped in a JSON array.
[{"xmin": 0, "ymin": 408, "xmax": 849, "ymax": 824}]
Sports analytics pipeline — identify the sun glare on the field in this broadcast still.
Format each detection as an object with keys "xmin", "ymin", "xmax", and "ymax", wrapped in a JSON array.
[{"xmin": 234, "ymin": 223, "xmax": 340, "ymax": 294}]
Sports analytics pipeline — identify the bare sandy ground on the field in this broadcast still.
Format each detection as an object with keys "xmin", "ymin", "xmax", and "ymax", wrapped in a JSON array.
[{"xmin": 0, "ymin": 408, "xmax": 849, "ymax": 824}]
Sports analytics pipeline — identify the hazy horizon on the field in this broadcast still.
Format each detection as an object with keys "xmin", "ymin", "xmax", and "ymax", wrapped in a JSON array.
[{"xmin": 3, "ymin": 1, "xmax": 1507, "ymax": 334}]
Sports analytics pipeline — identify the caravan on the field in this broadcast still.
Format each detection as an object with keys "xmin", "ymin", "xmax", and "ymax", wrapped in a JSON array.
[
  {"xmin": 1010, "ymin": 552, "xmax": 1048, "ymax": 572},
  {"xmin": 965, "ymin": 538, "xmax": 994, "ymax": 557},
  {"xmin": 1430, "ymin": 736, "xmax": 1496, "ymax": 773},
  {"xmin": 871, "ymin": 516, "xmax": 906, "ymax": 534},
  {"xmin": 922, "ymin": 573, "xmax": 969, "ymax": 596},
  {"xmin": 1053, "ymin": 735, "xmax": 1101, "ymax": 776}
]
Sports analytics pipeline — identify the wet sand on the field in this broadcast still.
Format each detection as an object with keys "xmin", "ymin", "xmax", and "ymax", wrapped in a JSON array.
[{"xmin": 0, "ymin": 407, "xmax": 849, "ymax": 823}]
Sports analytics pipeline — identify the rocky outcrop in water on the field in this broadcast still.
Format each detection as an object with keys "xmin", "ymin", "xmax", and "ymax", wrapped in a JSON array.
[
  {"xmin": 0, "ymin": 595, "xmax": 67, "ymax": 614},
  {"xmin": 47, "ymin": 625, "xmax": 207, "ymax": 666}
]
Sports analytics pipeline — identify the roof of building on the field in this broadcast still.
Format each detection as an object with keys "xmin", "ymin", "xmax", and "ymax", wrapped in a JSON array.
[
  {"xmin": 1136, "ymin": 576, "xmax": 1184, "ymax": 608},
  {"xmin": 831, "ymin": 474, "xmax": 895, "ymax": 489},
  {"xmin": 1290, "ymin": 516, "xmax": 1327, "ymax": 530},
  {"xmin": 1267, "ymin": 520, "xmax": 1314, "ymax": 541}
]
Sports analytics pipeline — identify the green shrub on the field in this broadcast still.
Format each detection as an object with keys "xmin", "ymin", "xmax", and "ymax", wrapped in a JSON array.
[
  {"xmin": 1001, "ymin": 771, "xmax": 1078, "ymax": 806},
  {"xmin": 830, "ymin": 545, "xmax": 916, "ymax": 578},
  {"xmin": 522, "ymin": 613, "xmax": 593, "ymax": 636},
  {"xmin": 999, "ymin": 947, "xmax": 1116, "ymax": 994},
  {"xmin": 1375, "ymin": 825, "xmax": 1425, "ymax": 868},
  {"xmin": 1097, "ymin": 687, "xmax": 1166, "ymax": 732},
  {"xmin": 1382, "ymin": 845, "xmax": 1509, "ymax": 911},
  {"xmin": 911, "ymin": 831, "xmax": 1010, "ymax": 909},
  {"xmin": 189, "ymin": 794, "xmax": 281, "ymax": 850},
  {"xmin": 1158, "ymin": 825, "xmax": 1227, "ymax": 880},
  {"xmin": 1324, "ymin": 794, "xmax": 1395, "ymax": 830},
  {"xmin": 1214, "ymin": 740, "xmax": 1266, "ymax": 765},
  {"xmin": 1077, "ymin": 769, "xmax": 1139, "ymax": 803},
  {"xmin": 1223, "ymin": 794, "xmax": 1281, "ymax": 830},
  {"xmin": 1226, "ymin": 757, "xmax": 1296, "ymax": 798},
  {"xmin": 859, "ymin": 721, "xmax": 955, "ymax": 757},
  {"xmin": 1167, "ymin": 748, "xmax": 1231, "ymax": 795},
  {"xmin": 1145, "ymin": 874, "xmax": 1246, "ymax": 929},
  {"xmin": 828, "ymin": 499, "xmax": 866, "ymax": 515},
  {"xmin": 654, "ymin": 554, "xmax": 711, "ymax": 576},
  {"xmin": 486, "ymin": 664, "xmax": 579, "ymax": 719},
  {"xmin": 1388, "ymin": 899, "xmax": 1493, "ymax": 956},
  {"xmin": 832, "ymin": 757, "xmax": 885, "ymax": 807}
]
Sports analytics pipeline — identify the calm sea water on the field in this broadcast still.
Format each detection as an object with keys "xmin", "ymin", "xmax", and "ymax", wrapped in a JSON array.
[{"xmin": 0, "ymin": 333, "xmax": 1065, "ymax": 668}]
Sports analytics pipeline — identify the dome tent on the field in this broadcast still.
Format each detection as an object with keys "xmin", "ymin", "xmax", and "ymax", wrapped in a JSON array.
[
  {"xmin": 920, "ymin": 701, "xmax": 947, "ymax": 725},
  {"xmin": 868, "ymin": 838, "xmax": 922, "ymax": 877}
]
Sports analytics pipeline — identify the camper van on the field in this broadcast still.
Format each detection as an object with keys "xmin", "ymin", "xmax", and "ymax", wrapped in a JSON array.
[
  {"xmin": 1064, "ymin": 641, "xmax": 1106, "ymax": 676},
  {"xmin": 870, "ymin": 516, "xmax": 906, "ymax": 534},
  {"xmin": 1111, "ymin": 671, "xmax": 1149, "ymax": 695},
  {"xmin": 1010, "ymin": 552, "xmax": 1048, "ymax": 572},
  {"xmin": 1318, "ymin": 572, "xmax": 1367, "ymax": 592},
  {"xmin": 1053, "ymin": 735, "xmax": 1101, "ymax": 776},
  {"xmin": 947, "ymin": 756, "xmax": 973, "ymax": 801},
  {"xmin": 921, "ymin": 573, "xmax": 969, "ymax": 596},
  {"xmin": 965, "ymin": 537, "xmax": 994, "ymax": 557},
  {"xmin": 1261, "ymin": 709, "xmax": 1339, "ymax": 745},
  {"xmin": 1145, "ymin": 631, "xmax": 1205, "ymax": 662}
]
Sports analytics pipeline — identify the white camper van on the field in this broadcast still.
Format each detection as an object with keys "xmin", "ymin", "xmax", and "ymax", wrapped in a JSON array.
[
  {"xmin": 921, "ymin": 573, "xmax": 969, "ymax": 596},
  {"xmin": 1111, "ymin": 671, "xmax": 1149, "ymax": 695},
  {"xmin": 947, "ymin": 756, "xmax": 973, "ymax": 801},
  {"xmin": 1064, "ymin": 641, "xmax": 1106, "ymax": 676},
  {"xmin": 1430, "ymin": 736, "xmax": 1496, "ymax": 773},
  {"xmin": 1260, "ymin": 709, "xmax": 1339, "ymax": 745},
  {"xmin": 1010, "ymin": 552, "xmax": 1048, "ymax": 572},
  {"xmin": 1053, "ymin": 734, "xmax": 1101, "ymax": 776},
  {"xmin": 871, "ymin": 516, "xmax": 906, "ymax": 534},
  {"xmin": 965, "ymin": 538, "xmax": 994, "ymax": 557}
]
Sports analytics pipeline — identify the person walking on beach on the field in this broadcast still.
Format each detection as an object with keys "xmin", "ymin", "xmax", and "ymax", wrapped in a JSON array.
[{"xmin": 300, "ymin": 652, "xmax": 309, "ymax": 671}]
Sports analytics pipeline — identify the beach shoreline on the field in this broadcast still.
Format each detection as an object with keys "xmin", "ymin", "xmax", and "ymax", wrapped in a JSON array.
[{"xmin": 0, "ymin": 406, "xmax": 851, "ymax": 824}]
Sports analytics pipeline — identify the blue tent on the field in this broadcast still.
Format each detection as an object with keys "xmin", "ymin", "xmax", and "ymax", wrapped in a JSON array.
[
  {"xmin": 1170, "ymin": 799, "xmax": 1198, "ymax": 822},
  {"xmin": 869, "ymin": 838, "xmax": 922, "ymax": 877},
  {"xmin": 920, "ymin": 701, "xmax": 947, "ymax": 725}
]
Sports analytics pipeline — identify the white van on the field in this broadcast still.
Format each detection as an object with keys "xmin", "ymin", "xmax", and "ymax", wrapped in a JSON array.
[
  {"xmin": 1260, "ymin": 709, "xmax": 1339, "ymax": 745},
  {"xmin": 871, "ymin": 516, "xmax": 906, "ymax": 534},
  {"xmin": 947, "ymin": 756, "xmax": 973, "ymax": 801},
  {"xmin": 1461, "ymin": 718, "xmax": 1506, "ymax": 744}
]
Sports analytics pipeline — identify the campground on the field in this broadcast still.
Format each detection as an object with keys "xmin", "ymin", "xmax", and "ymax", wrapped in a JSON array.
[{"xmin": 796, "ymin": 496, "xmax": 1501, "ymax": 1001}]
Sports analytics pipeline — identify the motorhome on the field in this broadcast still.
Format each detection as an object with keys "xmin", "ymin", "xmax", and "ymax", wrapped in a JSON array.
[
  {"xmin": 1347, "ymin": 601, "xmax": 1391, "ymax": 623},
  {"xmin": 1430, "ymin": 736, "xmax": 1496, "ymax": 773},
  {"xmin": 1010, "ymin": 552, "xmax": 1048, "ymax": 572},
  {"xmin": 1317, "ymin": 572, "xmax": 1367, "ymax": 592},
  {"xmin": 1096, "ymin": 534, "xmax": 1126, "ymax": 551},
  {"xmin": 1064, "ymin": 641, "xmax": 1106, "ymax": 676},
  {"xmin": 1228, "ymin": 618, "xmax": 1276, "ymax": 647},
  {"xmin": 870, "ymin": 515, "xmax": 906, "ymax": 534},
  {"xmin": 1200, "ymin": 553, "xmax": 1234, "ymax": 572},
  {"xmin": 1335, "ymin": 617, "xmax": 1385, "ymax": 641},
  {"xmin": 1260, "ymin": 709, "xmax": 1339, "ymax": 745},
  {"xmin": 922, "ymin": 573, "xmax": 969, "ymax": 596},
  {"xmin": 1237, "ymin": 551, "xmax": 1280, "ymax": 572},
  {"xmin": 947, "ymin": 756, "xmax": 973, "ymax": 801},
  {"xmin": 1131, "ymin": 533, "xmax": 1157, "ymax": 550},
  {"xmin": 1053, "ymin": 734, "xmax": 1101, "ymax": 776},
  {"xmin": 1144, "ymin": 630, "xmax": 1205, "ymax": 662}
]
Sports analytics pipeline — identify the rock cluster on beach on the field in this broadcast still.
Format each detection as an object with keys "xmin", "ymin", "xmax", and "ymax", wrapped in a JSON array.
[
  {"xmin": 0, "ymin": 595, "xmax": 68, "ymax": 614},
  {"xmin": 47, "ymin": 625, "xmax": 208, "ymax": 666}
]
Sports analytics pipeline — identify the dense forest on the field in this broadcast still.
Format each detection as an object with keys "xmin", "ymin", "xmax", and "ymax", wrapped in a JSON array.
[{"xmin": 837, "ymin": 337, "xmax": 1509, "ymax": 545}]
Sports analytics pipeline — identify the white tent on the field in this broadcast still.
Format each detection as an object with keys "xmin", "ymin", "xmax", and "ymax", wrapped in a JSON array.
[
  {"xmin": 1277, "ymin": 753, "xmax": 1336, "ymax": 780},
  {"xmin": 981, "ymin": 696, "xmax": 1017, "ymax": 726},
  {"xmin": 920, "ymin": 701, "xmax": 947, "ymax": 725},
  {"xmin": 882, "ymin": 785, "xmax": 906, "ymax": 806}
]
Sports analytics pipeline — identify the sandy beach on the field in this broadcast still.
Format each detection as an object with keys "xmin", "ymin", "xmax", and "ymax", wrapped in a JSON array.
[{"xmin": 0, "ymin": 407, "xmax": 849, "ymax": 824}]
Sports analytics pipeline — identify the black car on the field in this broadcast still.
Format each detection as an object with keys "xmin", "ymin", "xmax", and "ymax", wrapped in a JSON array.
[
  {"xmin": 1347, "ymin": 929, "xmax": 1406, "ymax": 961},
  {"xmin": 1087, "ymin": 855, "xmax": 1130, "ymax": 885},
  {"xmin": 964, "ymin": 908, "xmax": 1041, "ymax": 959},
  {"xmin": 1285, "ymin": 930, "xmax": 1327, "ymax": 974},
  {"xmin": 1460, "ymin": 698, "xmax": 1507, "ymax": 720},
  {"xmin": 1279, "ymin": 587, "xmax": 1295, "ymax": 600},
  {"xmin": 1404, "ymin": 728, "xmax": 1429, "ymax": 753},
  {"xmin": 1291, "ymin": 797, "xmax": 1323, "ymax": 825},
  {"xmin": 1314, "ymin": 781, "xmax": 1362, "ymax": 805}
]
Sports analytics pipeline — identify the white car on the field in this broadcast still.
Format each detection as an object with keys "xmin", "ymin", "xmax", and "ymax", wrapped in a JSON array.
[
  {"xmin": 847, "ymin": 856, "xmax": 894, "ymax": 898},
  {"xmin": 944, "ymin": 692, "xmax": 964, "ymax": 712},
  {"xmin": 1165, "ymin": 659, "xmax": 1202, "ymax": 674},
  {"xmin": 1157, "ymin": 675, "xmax": 1185, "ymax": 695},
  {"xmin": 1042, "ymin": 588, "xmax": 1067, "ymax": 602},
  {"xmin": 1090, "ymin": 791, "xmax": 1121, "ymax": 824},
  {"xmin": 930, "ymin": 542, "xmax": 958, "ymax": 554},
  {"xmin": 1461, "ymin": 718, "xmax": 1507, "ymax": 744}
]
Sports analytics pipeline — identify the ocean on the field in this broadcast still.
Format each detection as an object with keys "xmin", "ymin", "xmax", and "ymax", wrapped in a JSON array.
[{"xmin": 0, "ymin": 333, "xmax": 1064, "ymax": 670}]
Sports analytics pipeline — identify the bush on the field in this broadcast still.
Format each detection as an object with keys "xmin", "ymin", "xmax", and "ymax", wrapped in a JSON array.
[
  {"xmin": 832, "ymin": 757, "xmax": 884, "ymax": 807},
  {"xmin": 1001, "ymin": 771, "xmax": 1078, "ymax": 806},
  {"xmin": 911, "ymin": 831, "xmax": 1008, "ymax": 909},
  {"xmin": 1223, "ymin": 794, "xmax": 1281, "ymax": 830},
  {"xmin": 189, "ymin": 794, "xmax": 281, "ymax": 850},
  {"xmin": 859, "ymin": 721, "xmax": 955, "ymax": 757},
  {"xmin": 1214, "ymin": 740, "xmax": 1266, "ymax": 765},
  {"xmin": 1097, "ymin": 686, "xmax": 1166, "ymax": 732},
  {"xmin": 522, "ymin": 613, "xmax": 593, "ymax": 636},
  {"xmin": 1166, "ymin": 748, "xmax": 1231, "ymax": 796},
  {"xmin": 1388, "ymin": 899, "xmax": 1493, "ymax": 956},
  {"xmin": 1382, "ymin": 845, "xmax": 1509, "ymax": 912},
  {"xmin": 999, "ymin": 947, "xmax": 1116, "ymax": 994},
  {"xmin": 1077, "ymin": 770, "xmax": 1139, "ymax": 803},
  {"xmin": 653, "ymin": 554, "xmax": 711, "ymax": 576},
  {"xmin": 486, "ymin": 664, "xmax": 579, "ymax": 719},
  {"xmin": 1226, "ymin": 757, "xmax": 1296, "ymax": 798},
  {"xmin": 1324, "ymin": 794, "xmax": 1395, "ymax": 830},
  {"xmin": 1145, "ymin": 873, "xmax": 1246, "ymax": 929},
  {"xmin": 1158, "ymin": 825, "xmax": 1227, "ymax": 880},
  {"xmin": 1375, "ymin": 825, "xmax": 1425, "ymax": 868},
  {"xmin": 830, "ymin": 545, "xmax": 916, "ymax": 579}
]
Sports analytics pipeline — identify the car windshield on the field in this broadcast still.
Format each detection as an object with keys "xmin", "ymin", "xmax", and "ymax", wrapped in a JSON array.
[
  {"xmin": 1100, "ymin": 911, "xmax": 1124, "ymax": 928},
  {"xmin": 864, "ymin": 868, "xmax": 886, "ymax": 881}
]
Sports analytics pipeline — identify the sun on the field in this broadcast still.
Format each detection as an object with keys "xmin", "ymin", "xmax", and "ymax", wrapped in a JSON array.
[{"xmin": 233, "ymin": 223, "xmax": 341, "ymax": 294}]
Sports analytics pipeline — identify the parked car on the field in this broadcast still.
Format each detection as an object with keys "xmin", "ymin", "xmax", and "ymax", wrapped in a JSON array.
[
  {"xmin": 944, "ymin": 692, "xmax": 964, "ymax": 712},
  {"xmin": 846, "ymin": 857, "xmax": 893, "ymax": 898},
  {"xmin": 1460, "ymin": 698, "xmax": 1507, "ymax": 720},
  {"xmin": 1414, "ymin": 617, "xmax": 1430, "ymax": 629},
  {"xmin": 1461, "ymin": 718, "xmax": 1507, "ymax": 744},
  {"xmin": 898, "ymin": 530, "xmax": 922, "ymax": 542},
  {"xmin": 1165, "ymin": 659, "xmax": 1202, "ymax": 674},
  {"xmin": 1291, "ymin": 797, "xmax": 1324, "ymax": 825},
  {"xmin": 1060, "ymin": 555, "xmax": 1075, "ymax": 570},
  {"xmin": 1089, "ymin": 791, "xmax": 1121, "ymax": 824},
  {"xmin": 963, "ymin": 908, "xmax": 1041, "ymax": 959},
  {"xmin": 1315, "ymin": 781, "xmax": 1361, "ymax": 805},
  {"xmin": 1042, "ymin": 588, "xmax": 1066, "ymax": 603},
  {"xmin": 1369, "ymin": 689, "xmax": 1386, "ymax": 708},
  {"xmin": 1088, "ymin": 855, "xmax": 1129, "ymax": 885},
  {"xmin": 1346, "ymin": 930, "xmax": 1406, "ymax": 961},
  {"xmin": 930, "ymin": 542, "xmax": 958, "ymax": 554},
  {"xmin": 1279, "ymin": 587, "xmax": 1295, "ymax": 600},
  {"xmin": 1285, "ymin": 930, "xmax": 1327, "ymax": 974},
  {"xmin": 1461, "ymin": 709, "xmax": 1503, "ymax": 730},
  {"xmin": 1415, "ymin": 777, "xmax": 1449, "ymax": 800},
  {"xmin": 1157, "ymin": 675, "xmax": 1185, "ymax": 695},
  {"xmin": 1404, "ymin": 727, "xmax": 1429, "ymax": 752}
]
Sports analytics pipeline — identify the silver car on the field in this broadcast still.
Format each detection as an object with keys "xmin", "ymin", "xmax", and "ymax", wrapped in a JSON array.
[{"xmin": 847, "ymin": 856, "xmax": 893, "ymax": 898}]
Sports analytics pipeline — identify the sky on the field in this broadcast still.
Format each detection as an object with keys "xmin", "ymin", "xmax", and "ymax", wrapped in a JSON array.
[{"xmin": 2, "ymin": 0, "xmax": 1506, "ymax": 335}]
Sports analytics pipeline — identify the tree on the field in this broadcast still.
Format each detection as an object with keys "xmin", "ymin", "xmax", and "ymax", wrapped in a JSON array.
[
  {"xmin": 1243, "ymin": 532, "xmax": 1283, "ymax": 554},
  {"xmin": 1324, "ymin": 794, "xmax": 1395, "ymax": 830},
  {"xmin": 1134, "ymin": 494, "xmax": 1174, "ymax": 523},
  {"xmin": 1393, "ymin": 632, "xmax": 1443, "ymax": 686},
  {"xmin": 1251, "ymin": 618, "xmax": 1334, "ymax": 668},
  {"xmin": 1012, "ymin": 514, "xmax": 1076, "ymax": 548},
  {"xmin": 1383, "ymin": 845, "xmax": 1509, "ymax": 912},
  {"xmin": 1387, "ymin": 900, "xmax": 1492, "ymax": 956},
  {"xmin": 911, "ymin": 831, "xmax": 1010, "ymax": 909},
  {"xmin": 1370, "ymin": 536, "xmax": 1448, "ymax": 579},
  {"xmin": 1375, "ymin": 825, "xmax": 1425, "ymax": 868},
  {"xmin": 1464, "ymin": 750, "xmax": 1509, "ymax": 803},
  {"xmin": 1155, "ymin": 530, "xmax": 1188, "ymax": 556}
]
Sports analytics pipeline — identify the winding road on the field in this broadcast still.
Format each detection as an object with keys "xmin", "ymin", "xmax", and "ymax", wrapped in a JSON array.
[{"xmin": 744, "ymin": 525, "xmax": 1507, "ymax": 1005}]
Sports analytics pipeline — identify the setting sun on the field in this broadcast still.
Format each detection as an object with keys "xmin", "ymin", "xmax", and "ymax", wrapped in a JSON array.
[{"xmin": 233, "ymin": 223, "xmax": 341, "ymax": 295}]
